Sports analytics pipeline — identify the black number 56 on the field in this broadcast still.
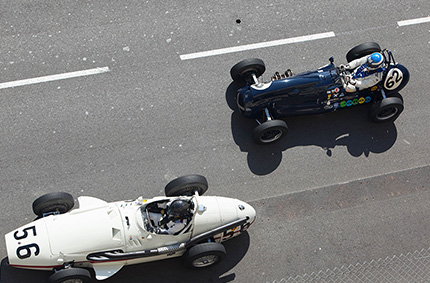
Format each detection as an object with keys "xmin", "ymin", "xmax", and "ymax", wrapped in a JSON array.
[
  {"xmin": 17, "ymin": 244, "xmax": 40, "ymax": 259},
  {"xmin": 14, "ymin": 226, "xmax": 37, "ymax": 240},
  {"xmin": 14, "ymin": 226, "xmax": 40, "ymax": 259}
]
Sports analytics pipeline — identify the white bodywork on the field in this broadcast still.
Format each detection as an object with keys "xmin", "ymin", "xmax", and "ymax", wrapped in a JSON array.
[{"xmin": 5, "ymin": 195, "xmax": 256, "ymax": 280}]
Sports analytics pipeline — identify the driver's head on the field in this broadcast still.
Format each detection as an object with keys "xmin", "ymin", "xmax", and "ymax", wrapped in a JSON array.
[
  {"xmin": 366, "ymin": 52, "xmax": 384, "ymax": 69},
  {"xmin": 167, "ymin": 199, "xmax": 191, "ymax": 218}
]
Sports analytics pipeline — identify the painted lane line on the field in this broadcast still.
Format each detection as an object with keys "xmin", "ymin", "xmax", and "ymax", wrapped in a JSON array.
[
  {"xmin": 179, "ymin": 31, "xmax": 336, "ymax": 60},
  {"xmin": 0, "ymin": 66, "xmax": 110, "ymax": 89},
  {"xmin": 397, "ymin": 16, "xmax": 430, "ymax": 27}
]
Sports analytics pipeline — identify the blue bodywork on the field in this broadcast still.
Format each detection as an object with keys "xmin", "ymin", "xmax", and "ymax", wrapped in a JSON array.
[{"xmin": 236, "ymin": 62, "xmax": 408, "ymax": 119}]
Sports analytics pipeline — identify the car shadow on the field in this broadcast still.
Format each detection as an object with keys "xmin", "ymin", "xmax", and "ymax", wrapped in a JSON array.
[
  {"xmin": 0, "ymin": 232, "xmax": 250, "ymax": 283},
  {"xmin": 226, "ymin": 82, "xmax": 398, "ymax": 175}
]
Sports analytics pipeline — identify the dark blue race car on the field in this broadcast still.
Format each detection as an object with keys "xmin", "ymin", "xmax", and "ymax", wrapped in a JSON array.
[{"xmin": 230, "ymin": 42, "xmax": 409, "ymax": 144}]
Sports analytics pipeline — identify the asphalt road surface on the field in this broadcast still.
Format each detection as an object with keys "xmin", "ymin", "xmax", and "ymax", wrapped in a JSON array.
[{"xmin": 1, "ymin": 1, "xmax": 429, "ymax": 282}]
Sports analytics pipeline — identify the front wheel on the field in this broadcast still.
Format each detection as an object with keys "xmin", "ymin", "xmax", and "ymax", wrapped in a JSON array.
[
  {"xmin": 252, "ymin": 119, "xmax": 288, "ymax": 144},
  {"xmin": 369, "ymin": 96, "xmax": 404, "ymax": 123},
  {"xmin": 183, "ymin": 243, "xmax": 226, "ymax": 268},
  {"xmin": 49, "ymin": 268, "xmax": 91, "ymax": 283},
  {"xmin": 230, "ymin": 58, "xmax": 265, "ymax": 82},
  {"xmin": 32, "ymin": 192, "xmax": 75, "ymax": 217},
  {"xmin": 165, "ymin": 175, "xmax": 208, "ymax": 197}
]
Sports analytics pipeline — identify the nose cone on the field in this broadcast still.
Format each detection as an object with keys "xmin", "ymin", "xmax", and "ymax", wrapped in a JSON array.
[
  {"xmin": 236, "ymin": 200, "xmax": 256, "ymax": 225},
  {"xmin": 5, "ymin": 220, "xmax": 54, "ymax": 269}
]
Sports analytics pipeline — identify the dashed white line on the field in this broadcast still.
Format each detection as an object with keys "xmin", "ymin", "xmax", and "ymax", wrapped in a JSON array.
[
  {"xmin": 179, "ymin": 31, "xmax": 336, "ymax": 60},
  {"xmin": 0, "ymin": 66, "xmax": 110, "ymax": 90},
  {"xmin": 397, "ymin": 16, "xmax": 430, "ymax": 27}
]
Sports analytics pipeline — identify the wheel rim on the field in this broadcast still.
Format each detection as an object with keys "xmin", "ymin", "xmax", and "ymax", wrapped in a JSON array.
[
  {"xmin": 192, "ymin": 255, "xmax": 219, "ymax": 267},
  {"xmin": 42, "ymin": 204, "xmax": 69, "ymax": 215},
  {"xmin": 377, "ymin": 107, "xmax": 398, "ymax": 120},
  {"xmin": 260, "ymin": 129, "xmax": 283, "ymax": 143},
  {"xmin": 240, "ymin": 69, "xmax": 257, "ymax": 78},
  {"xmin": 176, "ymin": 186, "xmax": 199, "ymax": 196}
]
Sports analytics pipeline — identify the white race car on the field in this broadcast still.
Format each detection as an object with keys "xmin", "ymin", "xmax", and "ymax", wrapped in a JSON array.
[{"xmin": 4, "ymin": 175, "xmax": 256, "ymax": 283}]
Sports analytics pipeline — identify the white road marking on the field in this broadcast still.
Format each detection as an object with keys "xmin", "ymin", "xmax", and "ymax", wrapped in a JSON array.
[
  {"xmin": 179, "ymin": 31, "xmax": 336, "ymax": 60},
  {"xmin": 397, "ymin": 16, "xmax": 430, "ymax": 27},
  {"xmin": 0, "ymin": 66, "xmax": 110, "ymax": 89}
]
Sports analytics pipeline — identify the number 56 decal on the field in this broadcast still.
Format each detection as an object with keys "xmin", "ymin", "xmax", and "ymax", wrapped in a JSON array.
[
  {"xmin": 17, "ymin": 244, "xmax": 40, "ymax": 259},
  {"xmin": 14, "ymin": 226, "xmax": 40, "ymax": 259},
  {"xmin": 384, "ymin": 68, "xmax": 403, "ymax": 90}
]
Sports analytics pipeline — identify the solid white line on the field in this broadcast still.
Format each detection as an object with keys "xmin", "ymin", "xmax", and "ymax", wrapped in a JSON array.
[
  {"xmin": 179, "ymin": 31, "xmax": 336, "ymax": 60},
  {"xmin": 0, "ymin": 66, "xmax": 110, "ymax": 89},
  {"xmin": 397, "ymin": 16, "xmax": 430, "ymax": 27}
]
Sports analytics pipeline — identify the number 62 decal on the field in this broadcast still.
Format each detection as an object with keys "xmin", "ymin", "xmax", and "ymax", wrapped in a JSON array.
[{"xmin": 384, "ymin": 68, "xmax": 403, "ymax": 90}]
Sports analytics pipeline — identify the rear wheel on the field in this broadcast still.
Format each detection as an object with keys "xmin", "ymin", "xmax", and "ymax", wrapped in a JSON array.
[
  {"xmin": 165, "ymin": 175, "xmax": 208, "ymax": 196},
  {"xmin": 32, "ymin": 192, "xmax": 74, "ymax": 217},
  {"xmin": 369, "ymin": 95, "xmax": 404, "ymax": 123},
  {"xmin": 346, "ymin": 42, "xmax": 381, "ymax": 62},
  {"xmin": 49, "ymin": 268, "xmax": 91, "ymax": 283},
  {"xmin": 230, "ymin": 58, "xmax": 265, "ymax": 82},
  {"xmin": 252, "ymin": 119, "xmax": 288, "ymax": 144},
  {"xmin": 183, "ymin": 243, "xmax": 226, "ymax": 268}
]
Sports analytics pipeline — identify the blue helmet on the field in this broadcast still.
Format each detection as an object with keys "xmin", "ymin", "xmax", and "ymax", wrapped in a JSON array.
[{"xmin": 366, "ymin": 52, "xmax": 384, "ymax": 69}]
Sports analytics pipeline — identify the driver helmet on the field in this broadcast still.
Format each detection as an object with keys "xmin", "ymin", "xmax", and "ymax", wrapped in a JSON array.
[
  {"xmin": 366, "ymin": 52, "xmax": 384, "ymax": 69},
  {"xmin": 167, "ymin": 199, "xmax": 191, "ymax": 219}
]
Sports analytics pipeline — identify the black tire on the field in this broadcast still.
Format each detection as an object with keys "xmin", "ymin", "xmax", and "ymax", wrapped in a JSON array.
[
  {"xmin": 387, "ymin": 92, "xmax": 404, "ymax": 102},
  {"xmin": 346, "ymin": 42, "xmax": 381, "ymax": 62},
  {"xmin": 49, "ymin": 268, "xmax": 91, "ymax": 283},
  {"xmin": 32, "ymin": 192, "xmax": 74, "ymax": 217},
  {"xmin": 369, "ymin": 96, "xmax": 404, "ymax": 123},
  {"xmin": 252, "ymin": 119, "xmax": 288, "ymax": 144},
  {"xmin": 230, "ymin": 58, "xmax": 265, "ymax": 82},
  {"xmin": 183, "ymin": 242, "xmax": 226, "ymax": 268},
  {"xmin": 165, "ymin": 175, "xmax": 208, "ymax": 197}
]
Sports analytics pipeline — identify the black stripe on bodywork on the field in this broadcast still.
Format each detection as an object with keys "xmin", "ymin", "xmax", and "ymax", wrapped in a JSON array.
[{"xmin": 86, "ymin": 217, "xmax": 249, "ymax": 262}]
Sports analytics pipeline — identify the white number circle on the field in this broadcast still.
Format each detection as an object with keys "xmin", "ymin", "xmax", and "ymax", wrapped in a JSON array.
[{"xmin": 384, "ymin": 68, "xmax": 403, "ymax": 90}]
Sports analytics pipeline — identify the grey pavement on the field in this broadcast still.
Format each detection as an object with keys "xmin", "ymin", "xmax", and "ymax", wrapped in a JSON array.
[{"xmin": 1, "ymin": 0, "xmax": 429, "ymax": 282}]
